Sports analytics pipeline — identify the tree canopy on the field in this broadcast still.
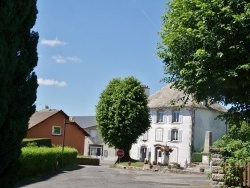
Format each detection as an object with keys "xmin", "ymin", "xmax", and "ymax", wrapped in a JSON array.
[
  {"xmin": 96, "ymin": 77, "xmax": 150, "ymax": 161},
  {"xmin": 0, "ymin": 0, "xmax": 38, "ymax": 186},
  {"xmin": 158, "ymin": 0, "xmax": 250, "ymax": 124}
]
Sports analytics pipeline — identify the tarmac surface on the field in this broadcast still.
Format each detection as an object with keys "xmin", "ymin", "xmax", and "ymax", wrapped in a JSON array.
[{"xmin": 16, "ymin": 160, "xmax": 211, "ymax": 188}]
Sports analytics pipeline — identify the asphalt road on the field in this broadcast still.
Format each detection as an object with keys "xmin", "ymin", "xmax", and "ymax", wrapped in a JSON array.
[{"xmin": 16, "ymin": 163, "xmax": 211, "ymax": 188}]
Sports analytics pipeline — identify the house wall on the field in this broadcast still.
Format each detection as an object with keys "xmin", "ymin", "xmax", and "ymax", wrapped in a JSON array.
[
  {"xmin": 193, "ymin": 109, "xmax": 227, "ymax": 152},
  {"xmin": 131, "ymin": 108, "xmax": 192, "ymax": 167},
  {"xmin": 27, "ymin": 112, "xmax": 86, "ymax": 155},
  {"xmin": 84, "ymin": 127, "xmax": 117, "ymax": 161},
  {"xmin": 131, "ymin": 108, "xmax": 227, "ymax": 167}
]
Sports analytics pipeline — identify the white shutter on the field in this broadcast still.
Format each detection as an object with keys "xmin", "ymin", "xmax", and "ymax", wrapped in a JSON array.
[
  {"xmin": 179, "ymin": 111, "xmax": 183, "ymax": 123},
  {"xmin": 168, "ymin": 130, "xmax": 171, "ymax": 141},
  {"xmin": 142, "ymin": 132, "xmax": 148, "ymax": 141},
  {"xmin": 163, "ymin": 110, "xmax": 167, "ymax": 123},
  {"xmin": 152, "ymin": 110, "xmax": 157, "ymax": 123},
  {"xmin": 137, "ymin": 147, "xmax": 141, "ymax": 159},
  {"xmin": 178, "ymin": 130, "xmax": 182, "ymax": 142},
  {"xmin": 155, "ymin": 128, "xmax": 163, "ymax": 141},
  {"xmin": 168, "ymin": 114, "xmax": 172, "ymax": 124}
]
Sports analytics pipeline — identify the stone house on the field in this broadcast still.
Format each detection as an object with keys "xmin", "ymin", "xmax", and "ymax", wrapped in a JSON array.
[
  {"xmin": 27, "ymin": 109, "xmax": 89, "ymax": 155},
  {"xmin": 130, "ymin": 84, "xmax": 227, "ymax": 167}
]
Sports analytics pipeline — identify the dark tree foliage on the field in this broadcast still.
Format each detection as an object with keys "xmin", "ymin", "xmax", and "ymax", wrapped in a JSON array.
[
  {"xmin": 96, "ymin": 77, "xmax": 150, "ymax": 162},
  {"xmin": 158, "ymin": 0, "xmax": 250, "ymax": 125},
  {"xmin": 0, "ymin": 0, "xmax": 38, "ymax": 187}
]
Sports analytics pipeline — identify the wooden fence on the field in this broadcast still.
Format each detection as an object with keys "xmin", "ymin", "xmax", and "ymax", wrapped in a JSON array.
[
  {"xmin": 225, "ymin": 163, "xmax": 250, "ymax": 187},
  {"xmin": 242, "ymin": 163, "xmax": 250, "ymax": 187}
]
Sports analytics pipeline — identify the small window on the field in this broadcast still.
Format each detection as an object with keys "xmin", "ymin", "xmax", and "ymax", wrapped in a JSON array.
[
  {"xmin": 141, "ymin": 132, "xmax": 148, "ymax": 141},
  {"xmin": 52, "ymin": 126, "xmax": 61, "ymax": 135},
  {"xmin": 172, "ymin": 111, "xmax": 180, "ymax": 123},
  {"xmin": 155, "ymin": 128, "xmax": 163, "ymax": 141},
  {"xmin": 157, "ymin": 111, "xmax": 164, "ymax": 123},
  {"xmin": 171, "ymin": 129, "xmax": 178, "ymax": 141}
]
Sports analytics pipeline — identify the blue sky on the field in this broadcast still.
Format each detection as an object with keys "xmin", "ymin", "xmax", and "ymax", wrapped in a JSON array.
[{"xmin": 34, "ymin": 0, "xmax": 168, "ymax": 116}]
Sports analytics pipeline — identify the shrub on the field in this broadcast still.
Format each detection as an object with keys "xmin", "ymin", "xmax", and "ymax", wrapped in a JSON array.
[
  {"xmin": 191, "ymin": 152, "xmax": 202, "ymax": 162},
  {"xmin": 22, "ymin": 138, "xmax": 52, "ymax": 148},
  {"xmin": 19, "ymin": 146, "xmax": 77, "ymax": 180}
]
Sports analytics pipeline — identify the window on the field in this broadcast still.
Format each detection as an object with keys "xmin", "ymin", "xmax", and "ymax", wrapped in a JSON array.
[
  {"xmin": 172, "ymin": 111, "xmax": 180, "ymax": 123},
  {"xmin": 52, "ymin": 126, "xmax": 61, "ymax": 135},
  {"xmin": 168, "ymin": 129, "xmax": 182, "ymax": 142},
  {"xmin": 155, "ymin": 128, "xmax": 163, "ymax": 141},
  {"xmin": 157, "ymin": 111, "xmax": 164, "ymax": 123},
  {"xmin": 171, "ymin": 129, "xmax": 178, "ymax": 141},
  {"xmin": 141, "ymin": 132, "xmax": 148, "ymax": 141}
]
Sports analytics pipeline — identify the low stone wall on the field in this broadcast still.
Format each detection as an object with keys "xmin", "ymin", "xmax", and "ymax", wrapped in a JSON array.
[
  {"xmin": 210, "ymin": 148, "xmax": 225, "ymax": 188},
  {"xmin": 76, "ymin": 158, "xmax": 100, "ymax": 166}
]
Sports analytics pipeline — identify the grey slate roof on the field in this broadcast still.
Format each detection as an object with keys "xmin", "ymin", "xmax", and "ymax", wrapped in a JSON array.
[
  {"xmin": 29, "ymin": 109, "xmax": 60, "ymax": 129},
  {"xmin": 74, "ymin": 116, "xmax": 97, "ymax": 129},
  {"xmin": 148, "ymin": 84, "xmax": 227, "ymax": 112}
]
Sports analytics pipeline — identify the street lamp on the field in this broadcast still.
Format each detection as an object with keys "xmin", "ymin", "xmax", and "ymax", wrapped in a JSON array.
[{"xmin": 61, "ymin": 116, "xmax": 75, "ymax": 167}]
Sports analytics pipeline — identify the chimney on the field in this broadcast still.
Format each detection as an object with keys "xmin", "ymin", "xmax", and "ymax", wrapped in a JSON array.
[{"xmin": 141, "ymin": 85, "xmax": 150, "ymax": 97}]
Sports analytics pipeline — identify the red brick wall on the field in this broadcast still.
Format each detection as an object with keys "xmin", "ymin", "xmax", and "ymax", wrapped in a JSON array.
[{"xmin": 27, "ymin": 112, "xmax": 85, "ymax": 155}]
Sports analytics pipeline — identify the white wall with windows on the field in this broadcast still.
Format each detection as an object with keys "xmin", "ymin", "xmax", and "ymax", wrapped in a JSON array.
[{"xmin": 130, "ymin": 107, "xmax": 227, "ymax": 167}]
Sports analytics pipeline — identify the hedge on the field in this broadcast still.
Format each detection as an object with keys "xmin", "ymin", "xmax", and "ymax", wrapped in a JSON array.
[
  {"xmin": 19, "ymin": 146, "xmax": 77, "ymax": 180},
  {"xmin": 191, "ymin": 152, "xmax": 202, "ymax": 162},
  {"xmin": 22, "ymin": 138, "xmax": 52, "ymax": 148}
]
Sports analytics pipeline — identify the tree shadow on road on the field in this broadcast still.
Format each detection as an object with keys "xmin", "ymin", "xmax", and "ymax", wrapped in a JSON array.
[{"xmin": 15, "ymin": 165, "xmax": 85, "ymax": 188}]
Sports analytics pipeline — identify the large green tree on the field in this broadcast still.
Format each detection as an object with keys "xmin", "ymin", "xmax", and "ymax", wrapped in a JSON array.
[
  {"xmin": 96, "ymin": 77, "xmax": 150, "ymax": 162},
  {"xmin": 0, "ymin": 0, "xmax": 38, "ymax": 186},
  {"xmin": 158, "ymin": 0, "xmax": 250, "ymax": 124}
]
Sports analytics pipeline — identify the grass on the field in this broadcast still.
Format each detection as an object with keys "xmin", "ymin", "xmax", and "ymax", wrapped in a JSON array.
[
  {"xmin": 77, "ymin": 155, "xmax": 93, "ymax": 159},
  {"xmin": 118, "ymin": 161, "xmax": 144, "ymax": 168}
]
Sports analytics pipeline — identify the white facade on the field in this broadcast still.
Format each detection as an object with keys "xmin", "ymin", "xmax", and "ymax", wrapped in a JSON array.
[
  {"xmin": 130, "ymin": 84, "xmax": 227, "ymax": 167},
  {"xmin": 84, "ymin": 126, "xmax": 117, "ymax": 161},
  {"xmin": 131, "ymin": 108, "xmax": 227, "ymax": 167}
]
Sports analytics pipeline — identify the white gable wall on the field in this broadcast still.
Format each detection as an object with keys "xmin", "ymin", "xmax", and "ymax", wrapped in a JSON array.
[{"xmin": 193, "ymin": 109, "xmax": 227, "ymax": 152}]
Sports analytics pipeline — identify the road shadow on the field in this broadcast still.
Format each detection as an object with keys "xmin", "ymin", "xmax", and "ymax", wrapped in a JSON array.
[{"xmin": 15, "ymin": 165, "xmax": 85, "ymax": 188}]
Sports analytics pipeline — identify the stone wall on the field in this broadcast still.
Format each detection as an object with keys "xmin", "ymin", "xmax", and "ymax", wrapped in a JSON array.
[{"xmin": 210, "ymin": 148, "xmax": 225, "ymax": 188}]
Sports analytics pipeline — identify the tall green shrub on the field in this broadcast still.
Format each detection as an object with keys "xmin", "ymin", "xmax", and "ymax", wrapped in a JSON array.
[{"xmin": 0, "ymin": 1, "xmax": 38, "ymax": 187}]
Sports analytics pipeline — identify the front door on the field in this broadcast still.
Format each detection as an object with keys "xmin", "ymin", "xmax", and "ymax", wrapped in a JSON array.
[
  {"xmin": 140, "ymin": 146, "xmax": 147, "ymax": 162},
  {"xmin": 157, "ymin": 149, "xmax": 162, "ymax": 163}
]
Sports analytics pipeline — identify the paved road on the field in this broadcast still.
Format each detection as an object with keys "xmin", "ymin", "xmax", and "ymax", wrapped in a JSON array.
[{"xmin": 16, "ymin": 163, "xmax": 211, "ymax": 188}]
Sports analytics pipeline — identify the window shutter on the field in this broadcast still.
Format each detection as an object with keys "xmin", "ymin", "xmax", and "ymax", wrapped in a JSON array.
[
  {"xmin": 179, "ymin": 111, "xmax": 183, "ymax": 123},
  {"xmin": 138, "ymin": 147, "xmax": 141, "ymax": 159},
  {"xmin": 163, "ymin": 111, "xmax": 167, "ymax": 123},
  {"xmin": 168, "ymin": 114, "xmax": 172, "ymax": 124},
  {"xmin": 179, "ymin": 130, "xmax": 183, "ymax": 142},
  {"xmin": 155, "ymin": 128, "xmax": 163, "ymax": 141},
  {"xmin": 152, "ymin": 110, "xmax": 157, "ymax": 123},
  {"xmin": 168, "ymin": 130, "xmax": 171, "ymax": 141},
  {"xmin": 142, "ymin": 132, "xmax": 148, "ymax": 141}
]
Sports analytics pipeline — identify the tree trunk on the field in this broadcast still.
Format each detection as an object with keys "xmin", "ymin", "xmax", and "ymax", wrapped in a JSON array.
[{"xmin": 115, "ymin": 145, "xmax": 133, "ymax": 163}]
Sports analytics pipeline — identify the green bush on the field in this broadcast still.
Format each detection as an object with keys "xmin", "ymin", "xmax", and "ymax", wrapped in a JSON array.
[
  {"xmin": 22, "ymin": 138, "xmax": 52, "ymax": 147},
  {"xmin": 191, "ymin": 152, "xmax": 202, "ymax": 162},
  {"xmin": 19, "ymin": 146, "xmax": 77, "ymax": 180}
]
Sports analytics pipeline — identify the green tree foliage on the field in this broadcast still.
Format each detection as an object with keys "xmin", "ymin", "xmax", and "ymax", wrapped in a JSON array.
[
  {"xmin": 158, "ymin": 0, "xmax": 250, "ymax": 124},
  {"xmin": 0, "ymin": 0, "xmax": 38, "ymax": 186},
  {"xmin": 96, "ymin": 77, "xmax": 150, "ymax": 162},
  {"xmin": 213, "ymin": 122, "xmax": 250, "ymax": 186}
]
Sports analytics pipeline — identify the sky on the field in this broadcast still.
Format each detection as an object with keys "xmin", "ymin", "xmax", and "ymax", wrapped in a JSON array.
[{"xmin": 34, "ymin": 0, "xmax": 168, "ymax": 116}]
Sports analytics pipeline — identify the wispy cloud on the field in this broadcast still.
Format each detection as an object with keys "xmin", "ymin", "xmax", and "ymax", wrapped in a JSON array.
[
  {"xmin": 41, "ymin": 37, "xmax": 67, "ymax": 46},
  {"xmin": 38, "ymin": 78, "xmax": 67, "ymax": 87},
  {"xmin": 52, "ymin": 54, "xmax": 82, "ymax": 63}
]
